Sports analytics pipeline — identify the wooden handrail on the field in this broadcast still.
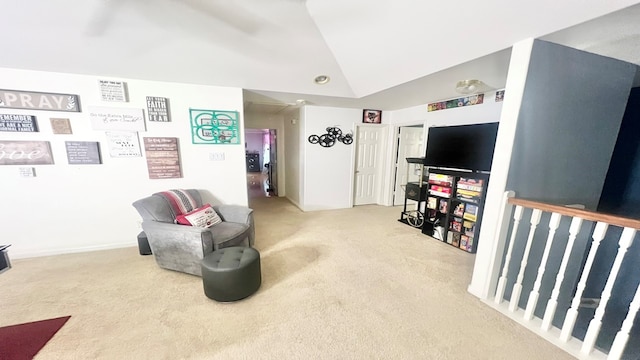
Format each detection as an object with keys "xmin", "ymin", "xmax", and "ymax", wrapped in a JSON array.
[{"xmin": 508, "ymin": 198, "xmax": 640, "ymax": 230}]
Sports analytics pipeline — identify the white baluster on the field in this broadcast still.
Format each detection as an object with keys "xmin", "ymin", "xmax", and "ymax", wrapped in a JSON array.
[
  {"xmin": 582, "ymin": 227, "xmax": 637, "ymax": 355},
  {"xmin": 495, "ymin": 205, "xmax": 524, "ymax": 304},
  {"xmin": 608, "ymin": 280, "xmax": 640, "ymax": 360},
  {"xmin": 541, "ymin": 216, "xmax": 584, "ymax": 331},
  {"xmin": 509, "ymin": 209, "xmax": 542, "ymax": 312},
  {"xmin": 524, "ymin": 212, "xmax": 562, "ymax": 320},
  {"xmin": 560, "ymin": 222, "xmax": 608, "ymax": 342}
]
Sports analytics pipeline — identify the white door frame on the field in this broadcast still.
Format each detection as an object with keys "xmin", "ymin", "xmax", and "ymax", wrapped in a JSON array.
[
  {"xmin": 350, "ymin": 123, "xmax": 389, "ymax": 207},
  {"xmin": 384, "ymin": 121, "xmax": 427, "ymax": 206}
]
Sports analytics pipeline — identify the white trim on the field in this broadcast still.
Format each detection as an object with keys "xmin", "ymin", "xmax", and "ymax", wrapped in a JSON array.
[
  {"xmin": 9, "ymin": 241, "xmax": 137, "ymax": 260},
  {"xmin": 468, "ymin": 38, "xmax": 535, "ymax": 299}
]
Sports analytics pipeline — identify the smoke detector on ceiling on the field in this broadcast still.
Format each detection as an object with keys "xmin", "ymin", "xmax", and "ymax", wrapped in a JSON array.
[{"xmin": 455, "ymin": 79, "xmax": 485, "ymax": 94}]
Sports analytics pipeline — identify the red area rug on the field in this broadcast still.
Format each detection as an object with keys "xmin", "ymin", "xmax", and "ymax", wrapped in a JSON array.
[{"xmin": 0, "ymin": 316, "xmax": 70, "ymax": 360}]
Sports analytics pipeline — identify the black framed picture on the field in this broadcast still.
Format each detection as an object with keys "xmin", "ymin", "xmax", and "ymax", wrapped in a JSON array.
[{"xmin": 363, "ymin": 109, "xmax": 382, "ymax": 124}]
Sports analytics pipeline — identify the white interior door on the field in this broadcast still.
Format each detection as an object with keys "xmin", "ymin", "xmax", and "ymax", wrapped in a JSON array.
[
  {"xmin": 354, "ymin": 126, "xmax": 385, "ymax": 205},
  {"xmin": 393, "ymin": 126, "xmax": 424, "ymax": 206}
]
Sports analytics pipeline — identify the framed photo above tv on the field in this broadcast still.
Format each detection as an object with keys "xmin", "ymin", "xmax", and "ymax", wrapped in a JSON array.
[{"xmin": 363, "ymin": 109, "xmax": 382, "ymax": 124}]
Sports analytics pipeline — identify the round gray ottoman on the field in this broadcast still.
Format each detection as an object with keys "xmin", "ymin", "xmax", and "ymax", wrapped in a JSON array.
[{"xmin": 201, "ymin": 246, "xmax": 261, "ymax": 302}]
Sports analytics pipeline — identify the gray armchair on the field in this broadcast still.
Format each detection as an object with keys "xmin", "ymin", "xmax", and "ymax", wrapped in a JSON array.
[{"xmin": 132, "ymin": 189, "xmax": 255, "ymax": 276}]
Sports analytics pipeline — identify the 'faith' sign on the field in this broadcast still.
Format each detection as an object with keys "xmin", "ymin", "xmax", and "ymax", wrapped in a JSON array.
[{"xmin": 0, "ymin": 89, "xmax": 80, "ymax": 112}]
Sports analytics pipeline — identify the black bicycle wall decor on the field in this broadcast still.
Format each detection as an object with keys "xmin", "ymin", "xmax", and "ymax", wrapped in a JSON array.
[{"xmin": 308, "ymin": 126, "xmax": 353, "ymax": 148}]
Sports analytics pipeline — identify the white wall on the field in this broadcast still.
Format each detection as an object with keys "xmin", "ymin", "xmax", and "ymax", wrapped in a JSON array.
[
  {"xmin": 0, "ymin": 67, "xmax": 247, "ymax": 258},
  {"xmin": 303, "ymin": 106, "xmax": 361, "ymax": 211},
  {"xmin": 284, "ymin": 109, "xmax": 302, "ymax": 208},
  {"xmin": 245, "ymin": 131, "xmax": 263, "ymax": 154},
  {"xmin": 244, "ymin": 113, "xmax": 287, "ymax": 197}
]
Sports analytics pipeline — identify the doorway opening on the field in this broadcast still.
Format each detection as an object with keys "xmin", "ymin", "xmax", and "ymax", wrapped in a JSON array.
[
  {"xmin": 392, "ymin": 125, "xmax": 425, "ymax": 206},
  {"xmin": 245, "ymin": 128, "xmax": 278, "ymax": 199}
]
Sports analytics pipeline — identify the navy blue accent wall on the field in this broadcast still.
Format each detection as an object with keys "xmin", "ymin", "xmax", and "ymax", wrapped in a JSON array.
[{"xmin": 598, "ymin": 87, "xmax": 640, "ymax": 217}]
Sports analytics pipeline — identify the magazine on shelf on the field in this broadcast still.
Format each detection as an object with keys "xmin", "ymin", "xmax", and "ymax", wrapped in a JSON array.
[{"xmin": 463, "ymin": 204, "xmax": 478, "ymax": 221}]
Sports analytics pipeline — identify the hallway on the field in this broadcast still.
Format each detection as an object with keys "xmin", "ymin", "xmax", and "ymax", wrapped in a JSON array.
[{"xmin": 247, "ymin": 172, "xmax": 272, "ymax": 199}]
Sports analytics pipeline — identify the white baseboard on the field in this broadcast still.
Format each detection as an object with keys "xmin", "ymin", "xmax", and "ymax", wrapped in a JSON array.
[{"xmin": 9, "ymin": 241, "xmax": 137, "ymax": 260}]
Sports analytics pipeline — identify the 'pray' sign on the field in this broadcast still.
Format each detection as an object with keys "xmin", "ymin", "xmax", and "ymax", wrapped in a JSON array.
[{"xmin": 0, "ymin": 89, "xmax": 80, "ymax": 112}]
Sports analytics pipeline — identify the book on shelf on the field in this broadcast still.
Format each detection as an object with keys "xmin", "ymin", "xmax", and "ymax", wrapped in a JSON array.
[
  {"xmin": 451, "ymin": 232, "xmax": 461, "ymax": 247},
  {"xmin": 463, "ymin": 220, "xmax": 476, "ymax": 236},
  {"xmin": 457, "ymin": 177, "xmax": 484, "ymax": 187},
  {"xmin": 429, "ymin": 184, "xmax": 451, "ymax": 198},
  {"xmin": 450, "ymin": 217, "xmax": 463, "ymax": 232},
  {"xmin": 438, "ymin": 199, "xmax": 448, "ymax": 213},
  {"xmin": 428, "ymin": 173, "xmax": 454, "ymax": 187},
  {"xmin": 463, "ymin": 203, "xmax": 478, "ymax": 222},
  {"xmin": 460, "ymin": 235, "xmax": 473, "ymax": 251},
  {"xmin": 456, "ymin": 189, "xmax": 480, "ymax": 203},
  {"xmin": 427, "ymin": 196, "xmax": 437, "ymax": 210},
  {"xmin": 452, "ymin": 202, "xmax": 464, "ymax": 217}
]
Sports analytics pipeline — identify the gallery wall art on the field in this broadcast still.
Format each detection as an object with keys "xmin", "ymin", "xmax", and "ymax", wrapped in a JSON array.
[
  {"xmin": 99, "ymin": 80, "xmax": 128, "ymax": 102},
  {"xmin": 0, "ymin": 114, "xmax": 38, "ymax": 132},
  {"xmin": 190, "ymin": 109, "xmax": 240, "ymax": 144},
  {"xmin": 146, "ymin": 97, "xmax": 171, "ymax": 122},
  {"xmin": 0, "ymin": 89, "xmax": 80, "ymax": 112},
  {"xmin": 143, "ymin": 137, "xmax": 182, "ymax": 179},
  {"xmin": 106, "ymin": 131, "xmax": 141, "ymax": 158},
  {"xmin": 65, "ymin": 141, "xmax": 102, "ymax": 165},
  {"xmin": 0, "ymin": 140, "xmax": 54, "ymax": 165},
  {"xmin": 88, "ymin": 106, "xmax": 146, "ymax": 132},
  {"xmin": 50, "ymin": 118, "xmax": 72, "ymax": 134}
]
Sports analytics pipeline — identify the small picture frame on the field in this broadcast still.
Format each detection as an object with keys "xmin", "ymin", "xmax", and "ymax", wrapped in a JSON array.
[{"xmin": 362, "ymin": 109, "xmax": 382, "ymax": 124}]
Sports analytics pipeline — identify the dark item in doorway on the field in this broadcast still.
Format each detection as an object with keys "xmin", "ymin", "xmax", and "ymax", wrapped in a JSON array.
[
  {"xmin": 0, "ymin": 244, "xmax": 11, "ymax": 274},
  {"xmin": 137, "ymin": 232, "xmax": 152, "ymax": 255},
  {"xmin": 307, "ymin": 126, "xmax": 353, "ymax": 147}
]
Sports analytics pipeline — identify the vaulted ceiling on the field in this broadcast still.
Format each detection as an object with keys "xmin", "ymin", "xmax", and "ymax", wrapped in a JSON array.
[{"xmin": 1, "ymin": 0, "xmax": 640, "ymax": 113}]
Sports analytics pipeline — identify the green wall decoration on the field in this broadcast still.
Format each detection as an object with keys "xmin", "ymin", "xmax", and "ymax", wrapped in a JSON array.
[{"xmin": 189, "ymin": 109, "xmax": 240, "ymax": 144}]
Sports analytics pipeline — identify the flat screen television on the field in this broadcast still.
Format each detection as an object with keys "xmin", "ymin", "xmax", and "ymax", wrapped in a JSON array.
[{"xmin": 424, "ymin": 122, "xmax": 499, "ymax": 172}]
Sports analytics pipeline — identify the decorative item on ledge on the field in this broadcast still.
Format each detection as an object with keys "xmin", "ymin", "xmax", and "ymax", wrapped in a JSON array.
[
  {"xmin": 427, "ymin": 94, "xmax": 484, "ymax": 112},
  {"xmin": 455, "ymin": 79, "xmax": 485, "ymax": 94}
]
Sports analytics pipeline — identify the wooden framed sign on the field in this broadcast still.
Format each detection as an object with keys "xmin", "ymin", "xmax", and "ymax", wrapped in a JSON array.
[
  {"xmin": 99, "ymin": 80, "xmax": 128, "ymax": 102},
  {"xmin": 143, "ymin": 137, "xmax": 182, "ymax": 179},
  {"xmin": 0, "ymin": 89, "xmax": 80, "ymax": 112},
  {"xmin": 65, "ymin": 141, "xmax": 102, "ymax": 165},
  {"xmin": 146, "ymin": 96, "xmax": 171, "ymax": 122},
  {"xmin": 0, "ymin": 114, "xmax": 38, "ymax": 132},
  {"xmin": 0, "ymin": 140, "xmax": 54, "ymax": 165},
  {"xmin": 88, "ymin": 106, "xmax": 146, "ymax": 132}
]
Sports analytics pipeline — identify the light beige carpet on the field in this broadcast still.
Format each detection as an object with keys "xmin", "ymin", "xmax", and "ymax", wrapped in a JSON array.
[{"xmin": 0, "ymin": 197, "xmax": 574, "ymax": 359}]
